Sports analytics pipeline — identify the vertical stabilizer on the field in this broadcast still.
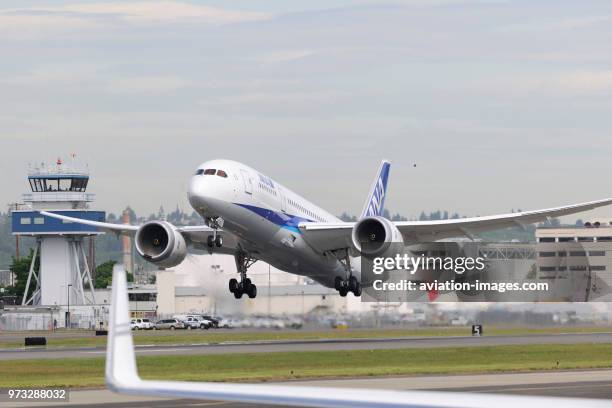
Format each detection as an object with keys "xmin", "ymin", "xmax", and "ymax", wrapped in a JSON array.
[{"xmin": 360, "ymin": 160, "xmax": 391, "ymax": 218}]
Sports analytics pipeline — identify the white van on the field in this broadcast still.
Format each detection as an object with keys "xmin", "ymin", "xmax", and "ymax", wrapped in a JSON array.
[{"xmin": 130, "ymin": 318, "xmax": 153, "ymax": 330}]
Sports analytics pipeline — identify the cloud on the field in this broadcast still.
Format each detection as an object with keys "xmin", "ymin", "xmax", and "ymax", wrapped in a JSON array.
[
  {"xmin": 499, "ymin": 16, "xmax": 612, "ymax": 32},
  {"xmin": 0, "ymin": 63, "xmax": 189, "ymax": 95},
  {"xmin": 106, "ymin": 76, "xmax": 189, "ymax": 93},
  {"xmin": 472, "ymin": 70, "xmax": 612, "ymax": 97},
  {"xmin": 215, "ymin": 89, "xmax": 345, "ymax": 105},
  {"xmin": 555, "ymin": 70, "xmax": 612, "ymax": 93},
  {"xmin": 56, "ymin": 2, "xmax": 272, "ymax": 24},
  {"xmin": 0, "ymin": 1, "xmax": 272, "ymax": 38},
  {"xmin": 256, "ymin": 50, "xmax": 316, "ymax": 64},
  {"xmin": 0, "ymin": 63, "xmax": 104, "ymax": 86}
]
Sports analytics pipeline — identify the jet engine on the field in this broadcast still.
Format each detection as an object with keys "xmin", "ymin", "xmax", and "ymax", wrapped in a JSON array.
[
  {"xmin": 135, "ymin": 221, "xmax": 187, "ymax": 268},
  {"xmin": 351, "ymin": 216, "xmax": 404, "ymax": 258}
]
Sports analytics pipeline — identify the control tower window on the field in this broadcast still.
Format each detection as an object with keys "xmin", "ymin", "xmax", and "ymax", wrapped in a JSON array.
[
  {"xmin": 28, "ymin": 177, "xmax": 89, "ymax": 192},
  {"xmin": 70, "ymin": 178, "xmax": 88, "ymax": 192},
  {"xmin": 30, "ymin": 178, "xmax": 44, "ymax": 192},
  {"xmin": 217, "ymin": 170, "xmax": 228, "ymax": 178},
  {"xmin": 59, "ymin": 179, "xmax": 71, "ymax": 191}
]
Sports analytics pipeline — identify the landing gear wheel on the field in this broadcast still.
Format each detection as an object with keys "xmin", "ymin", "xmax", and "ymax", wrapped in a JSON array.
[
  {"xmin": 232, "ymin": 251, "xmax": 257, "ymax": 300},
  {"xmin": 339, "ymin": 287, "xmax": 348, "ymax": 297},
  {"xmin": 247, "ymin": 284, "xmax": 257, "ymax": 299},
  {"xmin": 348, "ymin": 276, "xmax": 358, "ymax": 293},
  {"xmin": 334, "ymin": 276, "xmax": 343, "ymax": 291},
  {"xmin": 353, "ymin": 283, "xmax": 362, "ymax": 297},
  {"xmin": 215, "ymin": 235, "xmax": 223, "ymax": 247},
  {"xmin": 229, "ymin": 278, "xmax": 238, "ymax": 293},
  {"xmin": 207, "ymin": 235, "xmax": 214, "ymax": 248}
]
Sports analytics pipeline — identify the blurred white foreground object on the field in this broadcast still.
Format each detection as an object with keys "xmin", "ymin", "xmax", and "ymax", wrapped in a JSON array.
[{"xmin": 106, "ymin": 265, "xmax": 609, "ymax": 408}]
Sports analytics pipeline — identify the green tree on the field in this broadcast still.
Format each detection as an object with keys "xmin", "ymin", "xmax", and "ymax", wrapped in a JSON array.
[
  {"xmin": 94, "ymin": 261, "xmax": 134, "ymax": 288},
  {"xmin": 8, "ymin": 249, "xmax": 39, "ymax": 300},
  {"xmin": 94, "ymin": 261, "xmax": 116, "ymax": 289}
]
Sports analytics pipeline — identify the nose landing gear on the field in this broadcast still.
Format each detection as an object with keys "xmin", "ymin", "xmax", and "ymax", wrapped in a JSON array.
[
  {"xmin": 207, "ymin": 234, "xmax": 223, "ymax": 248},
  {"xmin": 206, "ymin": 217, "xmax": 224, "ymax": 249}
]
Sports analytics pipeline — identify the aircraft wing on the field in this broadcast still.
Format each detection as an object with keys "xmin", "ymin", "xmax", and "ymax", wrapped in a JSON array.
[
  {"xmin": 38, "ymin": 210, "xmax": 238, "ymax": 253},
  {"xmin": 299, "ymin": 198, "xmax": 612, "ymax": 252},
  {"xmin": 106, "ymin": 264, "xmax": 608, "ymax": 408},
  {"xmin": 40, "ymin": 210, "xmax": 140, "ymax": 235}
]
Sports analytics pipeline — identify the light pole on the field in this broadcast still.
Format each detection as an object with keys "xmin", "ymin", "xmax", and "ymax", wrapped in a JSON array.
[{"xmin": 67, "ymin": 284, "xmax": 72, "ymax": 329}]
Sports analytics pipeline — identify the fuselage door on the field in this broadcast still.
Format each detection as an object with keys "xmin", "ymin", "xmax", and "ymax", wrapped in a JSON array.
[
  {"xmin": 240, "ymin": 169, "xmax": 253, "ymax": 195},
  {"xmin": 279, "ymin": 187, "xmax": 287, "ymax": 213}
]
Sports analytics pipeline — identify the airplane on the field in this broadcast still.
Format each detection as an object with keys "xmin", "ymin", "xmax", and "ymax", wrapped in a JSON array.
[{"xmin": 41, "ymin": 159, "xmax": 612, "ymax": 300}]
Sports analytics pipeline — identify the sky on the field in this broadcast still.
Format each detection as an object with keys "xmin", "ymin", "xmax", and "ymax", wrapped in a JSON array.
[{"xmin": 2, "ymin": 0, "xmax": 612, "ymax": 220}]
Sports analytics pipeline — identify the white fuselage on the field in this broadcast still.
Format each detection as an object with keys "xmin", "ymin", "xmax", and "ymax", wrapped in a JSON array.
[{"xmin": 188, "ymin": 159, "xmax": 358, "ymax": 287}]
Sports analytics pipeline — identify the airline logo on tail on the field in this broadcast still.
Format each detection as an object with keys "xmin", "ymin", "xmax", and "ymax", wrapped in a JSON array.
[{"xmin": 362, "ymin": 160, "xmax": 391, "ymax": 218}]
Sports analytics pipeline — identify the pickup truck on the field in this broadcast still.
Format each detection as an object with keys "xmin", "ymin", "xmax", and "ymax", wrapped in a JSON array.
[{"xmin": 183, "ymin": 316, "xmax": 211, "ymax": 330}]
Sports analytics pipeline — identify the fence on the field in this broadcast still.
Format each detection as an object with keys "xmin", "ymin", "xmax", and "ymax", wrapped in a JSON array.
[{"xmin": 0, "ymin": 306, "xmax": 110, "ymax": 331}]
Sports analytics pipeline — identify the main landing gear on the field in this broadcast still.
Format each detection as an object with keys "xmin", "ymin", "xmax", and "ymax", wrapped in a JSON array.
[
  {"xmin": 332, "ymin": 251, "xmax": 362, "ymax": 297},
  {"xmin": 335, "ymin": 276, "xmax": 362, "ymax": 297},
  {"xmin": 229, "ymin": 251, "xmax": 258, "ymax": 299}
]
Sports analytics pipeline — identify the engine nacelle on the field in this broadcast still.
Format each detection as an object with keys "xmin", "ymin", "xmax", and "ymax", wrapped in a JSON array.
[
  {"xmin": 351, "ymin": 216, "xmax": 404, "ymax": 258},
  {"xmin": 135, "ymin": 221, "xmax": 187, "ymax": 268}
]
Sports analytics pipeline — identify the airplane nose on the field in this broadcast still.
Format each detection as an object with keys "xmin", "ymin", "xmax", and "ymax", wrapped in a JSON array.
[
  {"xmin": 188, "ymin": 176, "xmax": 208, "ymax": 209},
  {"xmin": 188, "ymin": 173, "xmax": 231, "ymax": 212}
]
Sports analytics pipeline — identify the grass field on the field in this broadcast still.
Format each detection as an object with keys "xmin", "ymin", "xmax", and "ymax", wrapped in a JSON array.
[
  {"xmin": 0, "ymin": 325, "xmax": 610, "ymax": 349},
  {"xmin": 1, "ymin": 343, "xmax": 612, "ymax": 388}
]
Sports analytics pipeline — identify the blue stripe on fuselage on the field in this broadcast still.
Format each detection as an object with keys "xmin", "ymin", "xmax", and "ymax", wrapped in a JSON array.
[{"xmin": 234, "ymin": 203, "xmax": 312, "ymax": 233}]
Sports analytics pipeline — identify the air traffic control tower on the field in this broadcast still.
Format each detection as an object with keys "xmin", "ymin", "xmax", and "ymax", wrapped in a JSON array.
[{"xmin": 11, "ymin": 159, "xmax": 105, "ymax": 306}]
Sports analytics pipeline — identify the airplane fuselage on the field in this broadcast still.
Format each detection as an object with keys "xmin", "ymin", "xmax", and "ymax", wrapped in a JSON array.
[{"xmin": 188, "ymin": 159, "xmax": 359, "ymax": 287}]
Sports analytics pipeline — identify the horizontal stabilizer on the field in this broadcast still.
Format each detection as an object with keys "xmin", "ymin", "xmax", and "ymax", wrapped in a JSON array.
[{"xmin": 106, "ymin": 265, "xmax": 608, "ymax": 408}]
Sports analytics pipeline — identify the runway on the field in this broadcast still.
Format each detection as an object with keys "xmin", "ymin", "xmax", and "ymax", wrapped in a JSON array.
[
  {"xmin": 1, "ymin": 331, "xmax": 612, "ymax": 360},
  {"xmin": 4, "ymin": 369, "xmax": 611, "ymax": 407}
]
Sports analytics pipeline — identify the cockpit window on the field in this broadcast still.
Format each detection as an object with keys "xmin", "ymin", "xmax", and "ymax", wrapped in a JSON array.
[{"xmin": 196, "ymin": 168, "xmax": 223, "ymax": 176}]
